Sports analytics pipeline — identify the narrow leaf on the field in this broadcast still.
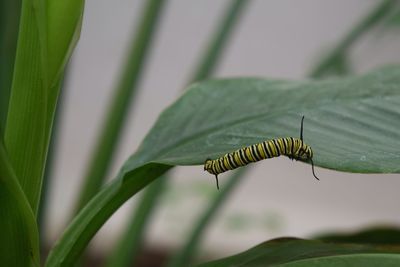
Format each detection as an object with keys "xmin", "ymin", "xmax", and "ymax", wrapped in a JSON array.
[
  {"xmin": 189, "ymin": 0, "xmax": 249, "ymax": 82},
  {"xmin": 104, "ymin": 177, "xmax": 167, "ymax": 267},
  {"xmin": 166, "ymin": 169, "xmax": 245, "ymax": 267},
  {"xmin": 5, "ymin": 0, "xmax": 84, "ymax": 214},
  {"xmin": 109, "ymin": 1, "xmax": 250, "ymax": 266},
  {"xmin": 0, "ymin": 0, "xmax": 21, "ymax": 133},
  {"xmin": 310, "ymin": 0, "xmax": 396, "ymax": 78},
  {"xmin": 75, "ymin": 0, "xmax": 166, "ymax": 213},
  {"xmin": 0, "ymin": 137, "xmax": 39, "ymax": 266},
  {"xmin": 45, "ymin": 162, "xmax": 171, "ymax": 267}
]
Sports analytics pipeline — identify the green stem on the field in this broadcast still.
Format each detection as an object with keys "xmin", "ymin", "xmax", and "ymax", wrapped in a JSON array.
[
  {"xmin": 310, "ymin": 0, "xmax": 396, "ymax": 78},
  {"xmin": 74, "ymin": 0, "xmax": 167, "ymax": 213},
  {"xmin": 166, "ymin": 169, "xmax": 246, "ymax": 267}
]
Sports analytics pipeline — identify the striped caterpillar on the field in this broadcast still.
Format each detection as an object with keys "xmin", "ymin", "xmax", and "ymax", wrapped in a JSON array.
[{"xmin": 204, "ymin": 116, "xmax": 318, "ymax": 189}]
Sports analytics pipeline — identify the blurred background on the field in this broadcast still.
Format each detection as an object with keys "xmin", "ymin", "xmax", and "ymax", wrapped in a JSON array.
[{"xmin": 46, "ymin": 0, "xmax": 400, "ymax": 265}]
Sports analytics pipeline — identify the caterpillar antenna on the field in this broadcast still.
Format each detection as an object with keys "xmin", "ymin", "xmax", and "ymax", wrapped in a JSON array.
[{"xmin": 300, "ymin": 115, "xmax": 305, "ymax": 141}]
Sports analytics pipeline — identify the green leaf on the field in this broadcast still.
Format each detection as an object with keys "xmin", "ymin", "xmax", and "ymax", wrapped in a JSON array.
[
  {"xmin": 316, "ymin": 226, "xmax": 400, "ymax": 245},
  {"xmin": 146, "ymin": 66, "xmax": 400, "ymax": 173},
  {"xmin": 166, "ymin": 168, "xmax": 246, "ymax": 267},
  {"xmin": 280, "ymin": 254, "xmax": 400, "ymax": 267},
  {"xmin": 46, "ymin": 0, "xmax": 85, "ymax": 87},
  {"xmin": 47, "ymin": 66, "xmax": 400, "ymax": 266},
  {"xmin": 104, "ymin": 177, "xmax": 167, "ymax": 267},
  {"xmin": 196, "ymin": 238, "xmax": 400, "ymax": 267},
  {"xmin": 310, "ymin": 0, "xmax": 396, "ymax": 78},
  {"xmin": 4, "ymin": 0, "xmax": 84, "ymax": 215},
  {"xmin": 0, "ymin": 137, "xmax": 39, "ymax": 266},
  {"xmin": 75, "ymin": 0, "xmax": 167, "ymax": 214},
  {"xmin": 110, "ymin": 1, "xmax": 250, "ymax": 266},
  {"xmin": 0, "ymin": 0, "xmax": 21, "ymax": 133},
  {"xmin": 189, "ymin": 0, "xmax": 249, "ymax": 82},
  {"xmin": 45, "ymin": 161, "xmax": 171, "ymax": 267}
]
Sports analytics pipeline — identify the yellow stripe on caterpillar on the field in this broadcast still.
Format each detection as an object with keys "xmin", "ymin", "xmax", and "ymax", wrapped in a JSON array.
[{"xmin": 203, "ymin": 116, "xmax": 319, "ymax": 189}]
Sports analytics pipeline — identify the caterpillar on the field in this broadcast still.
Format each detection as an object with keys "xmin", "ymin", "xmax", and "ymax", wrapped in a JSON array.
[{"xmin": 204, "ymin": 116, "xmax": 318, "ymax": 189}]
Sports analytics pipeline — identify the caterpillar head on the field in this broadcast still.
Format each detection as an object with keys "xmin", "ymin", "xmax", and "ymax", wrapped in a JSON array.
[
  {"xmin": 297, "ymin": 143, "xmax": 313, "ymax": 161},
  {"xmin": 303, "ymin": 145, "xmax": 313, "ymax": 160}
]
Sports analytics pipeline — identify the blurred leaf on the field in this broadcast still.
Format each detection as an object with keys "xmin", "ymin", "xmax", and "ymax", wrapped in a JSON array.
[
  {"xmin": 4, "ymin": 0, "xmax": 84, "ymax": 215},
  {"xmin": 0, "ymin": 137, "xmax": 39, "ymax": 266},
  {"xmin": 45, "ymin": 162, "xmax": 171, "ymax": 267},
  {"xmin": 166, "ymin": 168, "xmax": 246, "ymax": 267},
  {"xmin": 196, "ymin": 238, "xmax": 400, "ymax": 267},
  {"xmin": 311, "ymin": 53, "xmax": 352, "ymax": 79},
  {"xmin": 110, "ymin": 1, "xmax": 250, "ymax": 267},
  {"xmin": 75, "ymin": 0, "xmax": 167, "ymax": 213},
  {"xmin": 46, "ymin": 66, "xmax": 400, "ymax": 266},
  {"xmin": 104, "ymin": 177, "xmax": 167, "ymax": 267},
  {"xmin": 0, "ymin": 0, "xmax": 21, "ymax": 133},
  {"xmin": 189, "ymin": 0, "xmax": 248, "ymax": 82},
  {"xmin": 316, "ymin": 226, "xmax": 400, "ymax": 245},
  {"xmin": 38, "ymin": 73, "xmax": 69, "ymax": 249},
  {"xmin": 310, "ymin": 0, "xmax": 396, "ymax": 78},
  {"xmin": 381, "ymin": 7, "xmax": 400, "ymax": 28}
]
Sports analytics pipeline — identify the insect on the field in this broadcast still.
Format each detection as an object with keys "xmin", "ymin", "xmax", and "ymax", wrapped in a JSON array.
[{"xmin": 204, "ymin": 116, "xmax": 319, "ymax": 189}]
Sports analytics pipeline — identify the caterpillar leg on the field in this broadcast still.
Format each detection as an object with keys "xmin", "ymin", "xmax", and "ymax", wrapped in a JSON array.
[
  {"xmin": 310, "ymin": 158, "xmax": 320, "ymax": 180},
  {"xmin": 215, "ymin": 175, "xmax": 219, "ymax": 190}
]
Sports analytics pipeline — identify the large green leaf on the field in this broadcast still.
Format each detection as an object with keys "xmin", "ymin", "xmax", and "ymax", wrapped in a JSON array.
[
  {"xmin": 196, "ymin": 238, "xmax": 400, "ymax": 267},
  {"xmin": 46, "ymin": 66, "xmax": 400, "ymax": 266},
  {"xmin": 0, "ymin": 0, "xmax": 21, "ymax": 133},
  {"xmin": 0, "ymin": 138, "xmax": 39, "ymax": 266},
  {"xmin": 146, "ymin": 66, "xmax": 400, "ymax": 172},
  {"xmin": 5, "ymin": 0, "xmax": 84, "ymax": 215}
]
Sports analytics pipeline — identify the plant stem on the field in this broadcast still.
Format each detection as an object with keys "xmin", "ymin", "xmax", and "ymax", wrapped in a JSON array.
[
  {"xmin": 74, "ymin": 0, "xmax": 167, "ymax": 213},
  {"xmin": 310, "ymin": 0, "xmax": 396, "ymax": 78}
]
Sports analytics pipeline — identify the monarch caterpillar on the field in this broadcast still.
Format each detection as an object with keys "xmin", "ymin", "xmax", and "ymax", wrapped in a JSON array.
[{"xmin": 204, "ymin": 116, "xmax": 319, "ymax": 189}]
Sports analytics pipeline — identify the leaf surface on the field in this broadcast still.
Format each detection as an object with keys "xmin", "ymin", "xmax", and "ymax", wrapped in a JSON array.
[{"xmin": 197, "ymin": 238, "xmax": 400, "ymax": 267}]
